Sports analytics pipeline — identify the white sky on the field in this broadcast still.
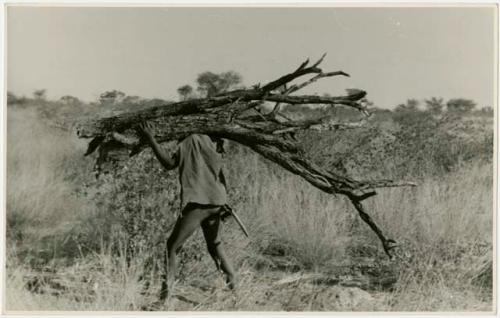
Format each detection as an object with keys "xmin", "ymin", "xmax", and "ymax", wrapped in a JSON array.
[{"xmin": 6, "ymin": 6, "xmax": 497, "ymax": 108}]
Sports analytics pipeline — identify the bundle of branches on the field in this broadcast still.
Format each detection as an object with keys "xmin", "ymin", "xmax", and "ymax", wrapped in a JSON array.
[{"xmin": 77, "ymin": 54, "xmax": 415, "ymax": 258}]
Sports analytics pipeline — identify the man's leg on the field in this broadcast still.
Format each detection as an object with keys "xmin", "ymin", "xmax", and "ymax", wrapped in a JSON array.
[
  {"xmin": 201, "ymin": 213, "xmax": 237, "ymax": 289},
  {"xmin": 161, "ymin": 204, "xmax": 211, "ymax": 300}
]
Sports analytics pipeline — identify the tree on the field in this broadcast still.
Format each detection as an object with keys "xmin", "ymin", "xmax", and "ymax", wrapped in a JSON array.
[
  {"xmin": 33, "ymin": 89, "xmax": 47, "ymax": 100},
  {"xmin": 395, "ymin": 98, "xmax": 420, "ymax": 112},
  {"xmin": 77, "ymin": 55, "xmax": 415, "ymax": 258},
  {"xmin": 478, "ymin": 106, "xmax": 494, "ymax": 116},
  {"xmin": 473, "ymin": 106, "xmax": 494, "ymax": 117},
  {"xmin": 60, "ymin": 95, "xmax": 81, "ymax": 106},
  {"xmin": 196, "ymin": 71, "xmax": 242, "ymax": 97},
  {"xmin": 99, "ymin": 90, "xmax": 126, "ymax": 105},
  {"xmin": 407, "ymin": 99, "xmax": 419, "ymax": 110},
  {"xmin": 424, "ymin": 97, "xmax": 444, "ymax": 115},
  {"xmin": 122, "ymin": 95, "xmax": 142, "ymax": 105},
  {"xmin": 177, "ymin": 85, "xmax": 194, "ymax": 101},
  {"xmin": 7, "ymin": 91, "xmax": 18, "ymax": 105},
  {"xmin": 446, "ymin": 98, "xmax": 476, "ymax": 114}
]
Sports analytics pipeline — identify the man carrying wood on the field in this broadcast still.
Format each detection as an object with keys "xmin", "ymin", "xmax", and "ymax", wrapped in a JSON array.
[{"xmin": 137, "ymin": 122, "xmax": 237, "ymax": 301}]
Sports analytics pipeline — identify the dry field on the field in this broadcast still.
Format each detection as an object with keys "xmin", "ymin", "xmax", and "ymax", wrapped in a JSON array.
[{"xmin": 5, "ymin": 106, "xmax": 494, "ymax": 312}]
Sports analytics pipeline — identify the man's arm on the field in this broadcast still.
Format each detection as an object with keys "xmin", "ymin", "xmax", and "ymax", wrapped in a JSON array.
[{"xmin": 137, "ymin": 122, "xmax": 178, "ymax": 170}]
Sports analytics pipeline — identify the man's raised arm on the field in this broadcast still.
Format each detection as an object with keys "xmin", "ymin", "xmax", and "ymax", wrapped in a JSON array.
[{"xmin": 137, "ymin": 122, "xmax": 178, "ymax": 170}]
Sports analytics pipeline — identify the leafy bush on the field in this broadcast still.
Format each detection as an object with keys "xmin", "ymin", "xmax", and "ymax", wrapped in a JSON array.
[
  {"xmin": 81, "ymin": 147, "xmax": 180, "ymax": 263},
  {"xmin": 299, "ymin": 107, "xmax": 492, "ymax": 180}
]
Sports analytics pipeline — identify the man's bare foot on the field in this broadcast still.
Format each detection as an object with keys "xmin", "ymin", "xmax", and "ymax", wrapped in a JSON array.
[
  {"xmin": 225, "ymin": 274, "xmax": 237, "ymax": 290},
  {"xmin": 159, "ymin": 279, "xmax": 173, "ymax": 301}
]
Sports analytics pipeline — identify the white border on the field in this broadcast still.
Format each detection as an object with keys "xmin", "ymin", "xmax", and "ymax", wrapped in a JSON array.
[{"xmin": 0, "ymin": 2, "xmax": 498, "ymax": 318}]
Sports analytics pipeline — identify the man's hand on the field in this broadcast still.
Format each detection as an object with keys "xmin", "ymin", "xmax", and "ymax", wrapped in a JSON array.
[
  {"xmin": 136, "ymin": 121, "xmax": 178, "ymax": 171},
  {"xmin": 137, "ymin": 121, "xmax": 155, "ymax": 140}
]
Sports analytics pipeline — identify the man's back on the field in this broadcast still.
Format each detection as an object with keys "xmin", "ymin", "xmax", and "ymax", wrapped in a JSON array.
[{"xmin": 177, "ymin": 134, "xmax": 227, "ymax": 209}]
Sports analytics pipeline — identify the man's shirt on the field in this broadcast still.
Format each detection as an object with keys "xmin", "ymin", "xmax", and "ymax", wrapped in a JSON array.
[{"xmin": 175, "ymin": 134, "xmax": 227, "ymax": 210}]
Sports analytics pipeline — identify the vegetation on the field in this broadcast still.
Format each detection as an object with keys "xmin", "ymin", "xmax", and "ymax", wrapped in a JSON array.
[{"xmin": 5, "ymin": 77, "xmax": 494, "ymax": 311}]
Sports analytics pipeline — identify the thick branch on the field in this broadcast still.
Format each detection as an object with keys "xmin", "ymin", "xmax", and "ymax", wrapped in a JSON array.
[
  {"xmin": 77, "ymin": 55, "xmax": 416, "ymax": 259},
  {"xmin": 77, "ymin": 90, "xmax": 366, "ymax": 138}
]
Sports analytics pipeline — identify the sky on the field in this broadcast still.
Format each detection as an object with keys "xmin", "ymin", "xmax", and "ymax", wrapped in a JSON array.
[{"xmin": 6, "ymin": 6, "xmax": 497, "ymax": 108}]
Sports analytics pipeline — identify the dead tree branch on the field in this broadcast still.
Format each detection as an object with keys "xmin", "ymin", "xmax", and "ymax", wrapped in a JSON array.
[{"xmin": 76, "ymin": 55, "xmax": 415, "ymax": 258}]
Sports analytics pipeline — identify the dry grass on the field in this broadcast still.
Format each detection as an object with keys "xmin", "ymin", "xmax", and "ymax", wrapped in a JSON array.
[
  {"xmin": 6, "ymin": 108, "xmax": 95, "ymax": 261},
  {"xmin": 5, "ymin": 107, "xmax": 494, "ymax": 312}
]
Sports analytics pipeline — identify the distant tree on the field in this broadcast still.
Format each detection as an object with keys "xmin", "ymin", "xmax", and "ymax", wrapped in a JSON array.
[
  {"xmin": 99, "ymin": 90, "xmax": 126, "ymax": 105},
  {"xmin": 122, "ymin": 95, "xmax": 142, "ymax": 105},
  {"xmin": 406, "ymin": 99, "xmax": 419, "ymax": 111},
  {"xmin": 7, "ymin": 91, "xmax": 18, "ymax": 105},
  {"xmin": 177, "ymin": 85, "xmax": 194, "ymax": 101},
  {"xmin": 60, "ymin": 95, "xmax": 81, "ymax": 106},
  {"xmin": 395, "ymin": 98, "xmax": 420, "ymax": 112},
  {"xmin": 424, "ymin": 97, "xmax": 444, "ymax": 115},
  {"xmin": 33, "ymin": 89, "xmax": 47, "ymax": 100},
  {"xmin": 196, "ymin": 71, "xmax": 242, "ymax": 97},
  {"xmin": 446, "ymin": 98, "xmax": 476, "ymax": 114},
  {"xmin": 477, "ymin": 106, "xmax": 494, "ymax": 116},
  {"xmin": 393, "ymin": 105, "xmax": 436, "ymax": 130},
  {"xmin": 394, "ymin": 103, "xmax": 406, "ymax": 112}
]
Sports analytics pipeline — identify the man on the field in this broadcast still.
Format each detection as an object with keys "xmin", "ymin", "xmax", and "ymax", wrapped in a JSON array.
[{"xmin": 137, "ymin": 122, "xmax": 236, "ymax": 301}]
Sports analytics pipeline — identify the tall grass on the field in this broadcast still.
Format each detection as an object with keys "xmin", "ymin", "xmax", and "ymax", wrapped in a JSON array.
[
  {"xmin": 6, "ymin": 108, "xmax": 95, "ymax": 263},
  {"xmin": 375, "ymin": 163, "xmax": 493, "ymax": 311},
  {"xmin": 226, "ymin": 148, "xmax": 354, "ymax": 269},
  {"xmin": 5, "ymin": 106, "xmax": 493, "ymax": 311}
]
